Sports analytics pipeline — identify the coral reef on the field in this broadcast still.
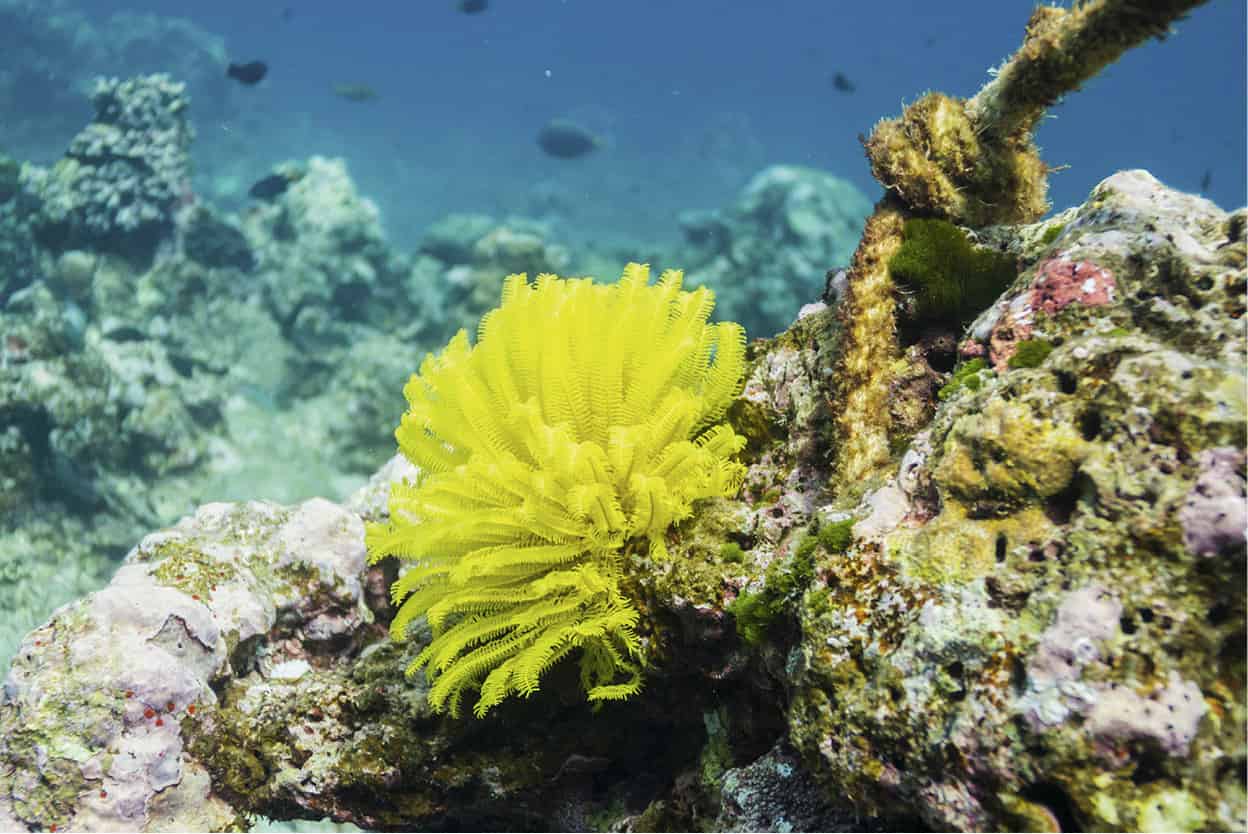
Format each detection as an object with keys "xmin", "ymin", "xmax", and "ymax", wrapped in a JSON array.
[
  {"xmin": 240, "ymin": 162, "xmax": 581, "ymax": 475},
  {"xmin": 24, "ymin": 74, "xmax": 193, "ymax": 263},
  {"xmin": 181, "ymin": 206, "xmax": 253, "ymax": 272},
  {"xmin": 0, "ymin": 1, "xmax": 227, "ymax": 164},
  {"xmin": 413, "ymin": 212, "xmax": 573, "ymax": 346},
  {"xmin": 0, "ymin": 169, "xmax": 1241, "ymax": 832},
  {"xmin": 0, "ymin": 0, "xmax": 1241, "ymax": 823},
  {"xmin": 789, "ymin": 170, "xmax": 1246, "ymax": 832},
  {"xmin": 677, "ymin": 165, "xmax": 870, "ymax": 338},
  {"xmin": 0, "ymin": 499, "xmax": 369, "ymax": 833},
  {"xmin": 0, "ymin": 183, "xmax": 38, "ymax": 305},
  {"xmin": 0, "ymin": 484, "xmax": 776, "ymax": 831}
]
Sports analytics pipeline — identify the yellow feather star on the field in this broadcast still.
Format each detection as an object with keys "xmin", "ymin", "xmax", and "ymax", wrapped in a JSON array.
[{"xmin": 366, "ymin": 263, "xmax": 748, "ymax": 717}]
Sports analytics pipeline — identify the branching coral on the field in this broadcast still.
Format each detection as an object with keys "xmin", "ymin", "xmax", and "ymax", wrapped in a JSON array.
[{"xmin": 366, "ymin": 264, "xmax": 749, "ymax": 717}]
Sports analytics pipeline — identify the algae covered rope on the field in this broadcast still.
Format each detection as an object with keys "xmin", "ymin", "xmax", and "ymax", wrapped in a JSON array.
[{"xmin": 832, "ymin": 0, "xmax": 1210, "ymax": 489}]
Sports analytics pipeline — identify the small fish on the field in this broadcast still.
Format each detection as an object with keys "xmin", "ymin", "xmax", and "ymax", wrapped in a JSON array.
[
  {"xmin": 332, "ymin": 83, "xmax": 378, "ymax": 102},
  {"xmin": 458, "ymin": 0, "xmax": 489, "ymax": 13},
  {"xmin": 831, "ymin": 71, "xmax": 855, "ymax": 94},
  {"xmin": 227, "ymin": 61, "xmax": 268, "ymax": 86},
  {"xmin": 248, "ymin": 172, "xmax": 298, "ymax": 201},
  {"xmin": 537, "ymin": 119, "xmax": 602, "ymax": 159},
  {"xmin": 1200, "ymin": 169, "xmax": 1212, "ymax": 192}
]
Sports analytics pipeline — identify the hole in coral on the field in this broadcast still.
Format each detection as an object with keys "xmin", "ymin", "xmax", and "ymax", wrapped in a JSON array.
[
  {"xmin": 1010, "ymin": 656, "xmax": 1027, "ymax": 696},
  {"xmin": 926, "ymin": 340, "xmax": 958, "ymax": 374},
  {"xmin": 1120, "ymin": 614, "xmax": 1138, "ymax": 635},
  {"xmin": 1044, "ymin": 478, "xmax": 1083, "ymax": 525},
  {"xmin": 1221, "ymin": 632, "xmax": 1246, "ymax": 662},
  {"xmin": 1208, "ymin": 602, "xmax": 1232, "ymax": 626},
  {"xmin": 1138, "ymin": 607, "xmax": 1155, "ymax": 624},
  {"xmin": 1131, "ymin": 746, "xmax": 1168, "ymax": 786},
  {"xmin": 1078, "ymin": 409, "xmax": 1103, "ymax": 441},
  {"xmin": 995, "ymin": 534, "xmax": 1008, "ymax": 563},
  {"xmin": 1055, "ymin": 370, "xmax": 1078, "ymax": 394},
  {"xmin": 1020, "ymin": 782, "xmax": 1083, "ymax": 832}
]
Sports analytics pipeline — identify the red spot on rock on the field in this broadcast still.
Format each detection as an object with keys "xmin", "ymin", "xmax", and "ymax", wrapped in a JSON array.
[
  {"xmin": 1031, "ymin": 258, "xmax": 1116, "ymax": 315},
  {"xmin": 155, "ymin": 717, "xmax": 164, "ymax": 727},
  {"xmin": 143, "ymin": 707, "xmax": 155, "ymax": 719},
  {"xmin": 191, "ymin": 594, "xmax": 200, "ymax": 601},
  {"xmin": 99, "ymin": 790, "xmax": 107, "ymax": 799},
  {"xmin": 166, "ymin": 701, "xmax": 175, "ymax": 711},
  {"xmin": 988, "ymin": 300, "xmax": 1034, "ymax": 373},
  {"xmin": 50, "ymin": 825, "xmax": 57, "ymax": 833},
  {"xmin": 124, "ymin": 690, "xmax": 134, "ymax": 698},
  {"xmin": 187, "ymin": 704, "xmax": 196, "ymax": 715}
]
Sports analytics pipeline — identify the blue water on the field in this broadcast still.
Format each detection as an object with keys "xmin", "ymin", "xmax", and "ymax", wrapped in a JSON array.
[{"xmin": 67, "ymin": 0, "xmax": 1248, "ymax": 246}]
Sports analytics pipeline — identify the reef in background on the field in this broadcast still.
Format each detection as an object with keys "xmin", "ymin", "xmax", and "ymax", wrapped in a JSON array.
[{"xmin": 0, "ymin": 73, "xmax": 868, "ymax": 679}]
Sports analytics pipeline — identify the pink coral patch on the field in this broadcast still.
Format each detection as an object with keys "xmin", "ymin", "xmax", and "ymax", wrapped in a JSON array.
[
  {"xmin": 1031, "ymin": 258, "xmax": 1116, "ymax": 315},
  {"xmin": 958, "ymin": 339, "xmax": 985, "ymax": 359}
]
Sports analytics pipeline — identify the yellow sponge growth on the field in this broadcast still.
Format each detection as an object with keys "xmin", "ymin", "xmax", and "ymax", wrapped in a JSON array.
[{"xmin": 366, "ymin": 264, "xmax": 748, "ymax": 717}]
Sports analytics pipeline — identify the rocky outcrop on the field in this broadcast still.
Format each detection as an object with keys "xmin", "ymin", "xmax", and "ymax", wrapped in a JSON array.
[{"xmin": 788, "ymin": 171, "xmax": 1245, "ymax": 831}]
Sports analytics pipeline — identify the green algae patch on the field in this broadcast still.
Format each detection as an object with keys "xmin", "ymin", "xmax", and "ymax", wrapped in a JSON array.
[
  {"xmin": 1039, "ymin": 222, "xmax": 1065, "ymax": 247},
  {"xmin": 938, "ymin": 358, "xmax": 990, "ymax": 401},
  {"xmin": 1008, "ymin": 339, "xmax": 1054, "ymax": 369},
  {"xmin": 731, "ymin": 521, "xmax": 855, "ymax": 645},
  {"xmin": 889, "ymin": 218, "xmax": 1018, "ymax": 325},
  {"xmin": 816, "ymin": 519, "xmax": 854, "ymax": 554},
  {"xmin": 729, "ymin": 534, "xmax": 818, "ymax": 645}
]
